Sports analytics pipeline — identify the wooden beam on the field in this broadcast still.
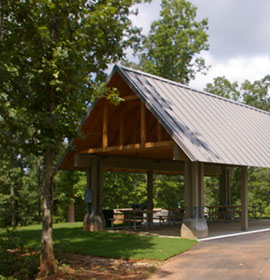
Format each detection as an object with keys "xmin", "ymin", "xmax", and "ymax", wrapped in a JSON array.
[
  {"xmin": 173, "ymin": 143, "xmax": 181, "ymax": 160},
  {"xmin": 241, "ymin": 166, "xmax": 248, "ymax": 231},
  {"xmin": 141, "ymin": 103, "xmax": 146, "ymax": 147},
  {"xmin": 157, "ymin": 122, "xmax": 162, "ymax": 141},
  {"xmin": 74, "ymin": 154, "xmax": 223, "ymax": 176},
  {"xmin": 147, "ymin": 169, "xmax": 154, "ymax": 226},
  {"xmin": 102, "ymin": 104, "xmax": 108, "ymax": 148},
  {"xmin": 119, "ymin": 106, "xmax": 124, "ymax": 146},
  {"xmin": 198, "ymin": 163, "xmax": 204, "ymax": 218},
  {"xmin": 80, "ymin": 140, "xmax": 173, "ymax": 154},
  {"xmin": 123, "ymin": 95, "xmax": 139, "ymax": 101}
]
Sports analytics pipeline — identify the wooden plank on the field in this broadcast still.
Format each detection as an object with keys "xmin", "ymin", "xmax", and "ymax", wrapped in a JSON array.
[
  {"xmin": 123, "ymin": 95, "xmax": 139, "ymax": 101},
  {"xmin": 80, "ymin": 140, "xmax": 173, "ymax": 154},
  {"xmin": 141, "ymin": 103, "xmax": 146, "ymax": 147},
  {"xmin": 119, "ymin": 106, "xmax": 124, "ymax": 145},
  {"xmin": 157, "ymin": 122, "xmax": 162, "ymax": 141},
  {"xmin": 147, "ymin": 170, "xmax": 154, "ymax": 226},
  {"xmin": 102, "ymin": 104, "xmax": 108, "ymax": 148},
  {"xmin": 75, "ymin": 154, "xmax": 223, "ymax": 176},
  {"xmin": 173, "ymin": 143, "xmax": 180, "ymax": 160}
]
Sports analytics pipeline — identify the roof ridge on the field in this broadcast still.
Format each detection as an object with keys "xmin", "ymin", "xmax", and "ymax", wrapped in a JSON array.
[{"xmin": 117, "ymin": 64, "xmax": 270, "ymax": 117}]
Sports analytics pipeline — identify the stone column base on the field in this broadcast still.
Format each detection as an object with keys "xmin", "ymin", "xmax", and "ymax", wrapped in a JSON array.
[
  {"xmin": 83, "ymin": 214, "xmax": 105, "ymax": 232},
  {"xmin": 180, "ymin": 218, "xmax": 208, "ymax": 239}
]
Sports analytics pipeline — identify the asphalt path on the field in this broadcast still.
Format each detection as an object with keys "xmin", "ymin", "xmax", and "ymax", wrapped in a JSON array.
[{"xmin": 150, "ymin": 231, "xmax": 270, "ymax": 280}]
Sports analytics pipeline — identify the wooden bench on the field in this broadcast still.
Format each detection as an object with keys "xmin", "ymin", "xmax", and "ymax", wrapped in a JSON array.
[{"xmin": 109, "ymin": 217, "xmax": 144, "ymax": 230}]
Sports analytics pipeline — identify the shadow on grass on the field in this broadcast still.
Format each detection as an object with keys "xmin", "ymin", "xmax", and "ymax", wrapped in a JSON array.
[
  {"xmin": 1, "ymin": 224, "xmax": 196, "ymax": 261},
  {"xmin": 7, "ymin": 227, "xmax": 156, "ymax": 259}
]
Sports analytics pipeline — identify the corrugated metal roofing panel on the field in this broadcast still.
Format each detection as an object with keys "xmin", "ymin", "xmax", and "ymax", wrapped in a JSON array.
[{"xmin": 116, "ymin": 65, "xmax": 270, "ymax": 168}]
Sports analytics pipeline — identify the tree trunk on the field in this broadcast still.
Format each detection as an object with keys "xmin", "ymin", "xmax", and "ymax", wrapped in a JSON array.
[
  {"xmin": 67, "ymin": 194, "xmax": 75, "ymax": 223},
  {"xmin": 10, "ymin": 181, "xmax": 15, "ymax": 228},
  {"xmin": 37, "ymin": 157, "xmax": 43, "ymax": 223},
  {"xmin": 40, "ymin": 147, "xmax": 58, "ymax": 276}
]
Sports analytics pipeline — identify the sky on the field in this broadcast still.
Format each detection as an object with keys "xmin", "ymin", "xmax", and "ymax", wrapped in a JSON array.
[{"xmin": 129, "ymin": 0, "xmax": 270, "ymax": 91}]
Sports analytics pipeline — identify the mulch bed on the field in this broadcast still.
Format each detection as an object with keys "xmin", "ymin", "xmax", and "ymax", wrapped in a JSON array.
[{"xmin": 38, "ymin": 253, "xmax": 160, "ymax": 280}]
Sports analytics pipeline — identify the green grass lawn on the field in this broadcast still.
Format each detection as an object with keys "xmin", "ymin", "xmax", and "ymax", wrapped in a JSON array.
[{"xmin": 0, "ymin": 222, "xmax": 197, "ymax": 261}]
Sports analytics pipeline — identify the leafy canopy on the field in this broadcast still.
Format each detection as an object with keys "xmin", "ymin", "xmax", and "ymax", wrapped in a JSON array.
[
  {"xmin": 132, "ymin": 0, "xmax": 209, "ymax": 84},
  {"xmin": 0, "ymin": 0, "xmax": 150, "ymax": 155}
]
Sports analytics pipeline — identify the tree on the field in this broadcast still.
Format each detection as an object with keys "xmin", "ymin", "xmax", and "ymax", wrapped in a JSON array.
[
  {"xmin": 0, "ymin": 0, "xmax": 150, "ymax": 275},
  {"xmin": 205, "ymin": 76, "xmax": 241, "ymax": 101},
  {"xmin": 242, "ymin": 75, "xmax": 270, "ymax": 111},
  {"xmin": 135, "ymin": 0, "xmax": 209, "ymax": 84}
]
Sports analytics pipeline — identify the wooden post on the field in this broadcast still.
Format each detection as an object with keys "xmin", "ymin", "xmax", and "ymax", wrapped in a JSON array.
[
  {"xmin": 241, "ymin": 166, "xmax": 248, "ymax": 231},
  {"xmin": 141, "ymin": 103, "xmax": 146, "ymax": 147},
  {"xmin": 157, "ymin": 122, "xmax": 162, "ymax": 141},
  {"xmin": 191, "ymin": 162, "xmax": 199, "ymax": 218},
  {"xmin": 102, "ymin": 104, "xmax": 108, "ymax": 148},
  {"xmin": 83, "ymin": 156, "xmax": 105, "ymax": 232},
  {"xmin": 184, "ymin": 161, "xmax": 192, "ymax": 218},
  {"xmin": 225, "ymin": 168, "xmax": 231, "ymax": 205},
  {"xmin": 198, "ymin": 163, "xmax": 204, "ymax": 218},
  {"xmin": 219, "ymin": 170, "xmax": 226, "ymax": 206},
  {"xmin": 97, "ymin": 158, "xmax": 103, "ymax": 215},
  {"xmin": 147, "ymin": 170, "xmax": 154, "ymax": 227},
  {"xmin": 119, "ymin": 106, "xmax": 124, "ymax": 146},
  {"xmin": 91, "ymin": 158, "xmax": 98, "ymax": 215},
  {"xmin": 173, "ymin": 143, "xmax": 181, "ymax": 160}
]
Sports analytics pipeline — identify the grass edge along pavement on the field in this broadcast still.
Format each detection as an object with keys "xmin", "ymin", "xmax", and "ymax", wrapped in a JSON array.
[{"xmin": 0, "ymin": 222, "xmax": 197, "ymax": 261}]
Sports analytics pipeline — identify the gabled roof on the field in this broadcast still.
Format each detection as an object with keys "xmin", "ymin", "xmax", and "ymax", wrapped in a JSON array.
[{"xmin": 114, "ymin": 65, "xmax": 270, "ymax": 168}]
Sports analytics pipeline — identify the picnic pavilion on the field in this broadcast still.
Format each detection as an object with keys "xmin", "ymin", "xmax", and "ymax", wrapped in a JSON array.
[{"xmin": 58, "ymin": 65, "xmax": 270, "ymax": 239}]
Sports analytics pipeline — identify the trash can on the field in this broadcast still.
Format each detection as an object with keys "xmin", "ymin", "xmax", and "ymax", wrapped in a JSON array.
[{"xmin": 102, "ymin": 209, "xmax": 114, "ymax": 228}]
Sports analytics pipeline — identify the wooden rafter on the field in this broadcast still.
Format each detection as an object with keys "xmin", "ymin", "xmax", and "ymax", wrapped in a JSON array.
[
  {"xmin": 157, "ymin": 122, "xmax": 162, "ymax": 141},
  {"xmin": 119, "ymin": 105, "xmax": 124, "ymax": 146},
  {"xmin": 123, "ymin": 95, "xmax": 139, "ymax": 101},
  {"xmin": 102, "ymin": 104, "xmax": 108, "ymax": 148},
  {"xmin": 141, "ymin": 103, "xmax": 146, "ymax": 147}
]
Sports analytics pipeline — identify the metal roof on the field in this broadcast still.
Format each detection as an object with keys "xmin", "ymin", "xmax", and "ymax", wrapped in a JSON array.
[{"xmin": 114, "ymin": 65, "xmax": 270, "ymax": 168}]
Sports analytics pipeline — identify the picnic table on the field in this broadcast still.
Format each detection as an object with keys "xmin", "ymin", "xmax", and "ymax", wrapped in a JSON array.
[{"xmin": 205, "ymin": 205, "xmax": 263, "ymax": 222}]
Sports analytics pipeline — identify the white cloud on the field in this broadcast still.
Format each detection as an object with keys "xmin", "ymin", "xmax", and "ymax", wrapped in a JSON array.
[
  {"xmin": 189, "ymin": 54, "xmax": 270, "ymax": 91},
  {"xmin": 129, "ymin": 1, "xmax": 161, "ymax": 35},
  {"xmin": 128, "ymin": 0, "xmax": 270, "ymax": 92}
]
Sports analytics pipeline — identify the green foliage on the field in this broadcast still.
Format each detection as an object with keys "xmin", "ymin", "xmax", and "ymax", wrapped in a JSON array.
[
  {"xmin": 0, "ymin": 0, "xmax": 151, "ymax": 154},
  {"xmin": 248, "ymin": 167, "xmax": 270, "ymax": 210},
  {"xmin": 0, "ymin": 156, "xmax": 43, "ymax": 228},
  {"xmin": 204, "ymin": 177, "xmax": 219, "ymax": 206},
  {"xmin": 242, "ymin": 75, "xmax": 270, "ymax": 111},
  {"xmin": 103, "ymin": 172, "xmax": 147, "ymax": 208},
  {"xmin": 205, "ymin": 76, "xmax": 241, "ymax": 101},
  {"xmin": 135, "ymin": 0, "xmax": 209, "ymax": 84},
  {"xmin": 0, "ymin": 0, "xmax": 152, "ymax": 271},
  {"xmin": 154, "ymin": 175, "xmax": 184, "ymax": 208},
  {"xmin": 0, "ymin": 229, "xmax": 39, "ymax": 279}
]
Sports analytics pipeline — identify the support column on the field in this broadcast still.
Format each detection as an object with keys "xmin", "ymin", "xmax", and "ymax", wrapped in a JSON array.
[
  {"xmin": 181, "ymin": 161, "xmax": 208, "ymax": 239},
  {"xmin": 219, "ymin": 170, "xmax": 226, "ymax": 206},
  {"xmin": 241, "ymin": 166, "xmax": 248, "ymax": 231},
  {"xmin": 83, "ymin": 157, "xmax": 105, "ymax": 232},
  {"xmin": 219, "ymin": 167, "xmax": 231, "ymax": 206},
  {"xmin": 198, "ymin": 163, "xmax": 205, "ymax": 219},
  {"xmin": 147, "ymin": 170, "xmax": 154, "ymax": 227}
]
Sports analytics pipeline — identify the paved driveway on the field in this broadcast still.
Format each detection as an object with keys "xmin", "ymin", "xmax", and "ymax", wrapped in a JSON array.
[{"xmin": 150, "ymin": 231, "xmax": 270, "ymax": 280}]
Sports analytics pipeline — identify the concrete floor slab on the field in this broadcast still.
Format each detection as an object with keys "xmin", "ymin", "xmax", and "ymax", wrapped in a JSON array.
[
  {"xmin": 109, "ymin": 219, "xmax": 270, "ymax": 240},
  {"xmin": 150, "ymin": 230, "xmax": 270, "ymax": 280}
]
